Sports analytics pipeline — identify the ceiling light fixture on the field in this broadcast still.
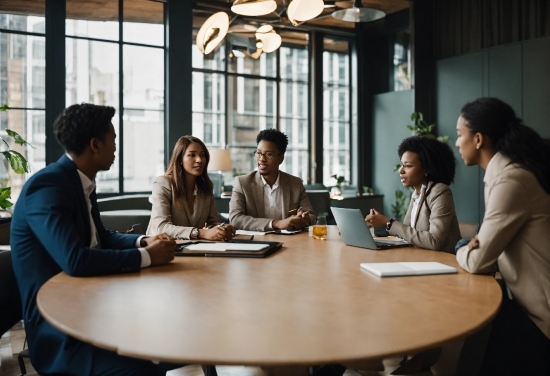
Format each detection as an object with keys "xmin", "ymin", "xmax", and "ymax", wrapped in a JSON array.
[
  {"xmin": 331, "ymin": 0, "xmax": 385, "ymax": 23},
  {"xmin": 196, "ymin": 12, "xmax": 229, "ymax": 55},
  {"xmin": 287, "ymin": 0, "xmax": 325, "ymax": 26},
  {"xmin": 231, "ymin": 0, "xmax": 278, "ymax": 17},
  {"xmin": 255, "ymin": 25, "xmax": 282, "ymax": 53}
]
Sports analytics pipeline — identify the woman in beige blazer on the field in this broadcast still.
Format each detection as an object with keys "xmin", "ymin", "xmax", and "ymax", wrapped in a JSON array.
[
  {"xmin": 366, "ymin": 136, "xmax": 461, "ymax": 254},
  {"xmin": 455, "ymin": 97, "xmax": 550, "ymax": 375},
  {"xmin": 147, "ymin": 136, "xmax": 235, "ymax": 241}
]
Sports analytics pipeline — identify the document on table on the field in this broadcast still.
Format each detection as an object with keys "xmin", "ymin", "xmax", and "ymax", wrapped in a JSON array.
[
  {"xmin": 184, "ymin": 243, "xmax": 270, "ymax": 252},
  {"xmin": 235, "ymin": 229, "xmax": 303, "ymax": 236},
  {"xmin": 360, "ymin": 262, "xmax": 458, "ymax": 277}
]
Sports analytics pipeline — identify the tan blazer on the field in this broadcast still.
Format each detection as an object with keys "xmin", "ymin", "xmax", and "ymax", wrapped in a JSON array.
[
  {"xmin": 229, "ymin": 171, "xmax": 317, "ymax": 231},
  {"xmin": 146, "ymin": 175, "xmax": 221, "ymax": 239},
  {"xmin": 390, "ymin": 181, "xmax": 461, "ymax": 254},
  {"xmin": 457, "ymin": 152, "xmax": 550, "ymax": 339}
]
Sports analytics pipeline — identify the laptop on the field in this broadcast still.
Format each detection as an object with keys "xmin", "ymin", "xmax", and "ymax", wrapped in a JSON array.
[{"xmin": 330, "ymin": 207, "xmax": 411, "ymax": 250}]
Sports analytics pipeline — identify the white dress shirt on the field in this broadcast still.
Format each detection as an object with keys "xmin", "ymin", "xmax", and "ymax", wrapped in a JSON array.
[{"xmin": 261, "ymin": 173, "xmax": 283, "ymax": 230}]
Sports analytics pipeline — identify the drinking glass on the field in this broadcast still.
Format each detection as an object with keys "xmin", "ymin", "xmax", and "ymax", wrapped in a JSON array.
[{"xmin": 312, "ymin": 216, "xmax": 327, "ymax": 240}]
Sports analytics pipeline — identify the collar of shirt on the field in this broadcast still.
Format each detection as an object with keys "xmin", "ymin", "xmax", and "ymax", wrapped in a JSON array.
[
  {"xmin": 66, "ymin": 153, "xmax": 96, "ymax": 196},
  {"xmin": 260, "ymin": 172, "xmax": 280, "ymax": 191}
]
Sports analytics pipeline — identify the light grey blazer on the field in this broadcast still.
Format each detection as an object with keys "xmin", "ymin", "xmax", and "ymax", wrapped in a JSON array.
[
  {"xmin": 229, "ymin": 171, "xmax": 317, "ymax": 231},
  {"xmin": 390, "ymin": 181, "xmax": 461, "ymax": 254},
  {"xmin": 146, "ymin": 175, "xmax": 221, "ymax": 239}
]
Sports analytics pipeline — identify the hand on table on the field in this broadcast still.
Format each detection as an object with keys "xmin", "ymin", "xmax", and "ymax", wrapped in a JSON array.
[
  {"xmin": 365, "ymin": 208, "xmax": 389, "ymax": 228},
  {"xmin": 142, "ymin": 234, "xmax": 177, "ymax": 266},
  {"xmin": 199, "ymin": 224, "xmax": 236, "ymax": 241},
  {"xmin": 273, "ymin": 209, "xmax": 310, "ymax": 230}
]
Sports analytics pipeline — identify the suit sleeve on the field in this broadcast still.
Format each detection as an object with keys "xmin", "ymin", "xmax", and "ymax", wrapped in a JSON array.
[
  {"xmin": 148, "ymin": 177, "xmax": 193, "ymax": 239},
  {"xmin": 229, "ymin": 176, "xmax": 272, "ymax": 231},
  {"xmin": 297, "ymin": 183, "xmax": 317, "ymax": 225},
  {"xmin": 456, "ymin": 178, "xmax": 529, "ymax": 274},
  {"xmin": 24, "ymin": 176, "xmax": 141, "ymax": 277},
  {"xmin": 390, "ymin": 186, "xmax": 455, "ymax": 251}
]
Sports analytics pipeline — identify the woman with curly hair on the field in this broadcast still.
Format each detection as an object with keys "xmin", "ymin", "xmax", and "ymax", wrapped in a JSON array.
[
  {"xmin": 455, "ymin": 97, "xmax": 550, "ymax": 375},
  {"xmin": 147, "ymin": 135, "xmax": 235, "ymax": 241},
  {"xmin": 365, "ymin": 135, "xmax": 461, "ymax": 254}
]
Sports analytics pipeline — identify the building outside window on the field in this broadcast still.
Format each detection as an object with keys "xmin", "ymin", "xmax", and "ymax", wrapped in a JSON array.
[{"xmin": 0, "ymin": 12, "xmax": 46, "ymax": 204}]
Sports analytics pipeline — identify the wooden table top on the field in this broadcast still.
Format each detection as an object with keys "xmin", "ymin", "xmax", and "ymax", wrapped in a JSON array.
[{"xmin": 37, "ymin": 226, "xmax": 501, "ymax": 366}]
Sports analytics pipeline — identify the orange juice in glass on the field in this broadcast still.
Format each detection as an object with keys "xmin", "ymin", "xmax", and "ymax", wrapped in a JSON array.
[{"xmin": 312, "ymin": 216, "xmax": 327, "ymax": 240}]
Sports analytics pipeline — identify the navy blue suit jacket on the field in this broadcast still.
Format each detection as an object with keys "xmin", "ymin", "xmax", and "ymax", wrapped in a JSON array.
[{"xmin": 10, "ymin": 155, "xmax": 142, "ymax": 375}]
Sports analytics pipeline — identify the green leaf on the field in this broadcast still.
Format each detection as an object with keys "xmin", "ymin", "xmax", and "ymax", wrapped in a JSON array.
[
  {"xmin": 0, "ymin": 104, "xmax": 10, "ymax": 111},
  {"xmin": 2, "ymin": 150, "xmax": 30, "ymax": 174},
  {"xmin": 6, "ymin": 129, "xmax": 35, "ymax": 148},
  {"xmin": 437, "ymin": 136, "xmax": 449, "ymax": 143},
  {"xmin": 0, "ymin": 187, "xmax": 13, "ymax": 209}
]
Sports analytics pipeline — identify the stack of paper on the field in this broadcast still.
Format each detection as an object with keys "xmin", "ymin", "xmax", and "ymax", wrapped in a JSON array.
[{"xmin": 360, "ymin": 262, "xmax": 457, "ymax": 277}]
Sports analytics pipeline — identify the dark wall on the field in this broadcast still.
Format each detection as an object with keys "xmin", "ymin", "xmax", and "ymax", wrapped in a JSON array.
[{"xmin": 436, "ymin": 36, "xmax": 550, "ymax": 224}]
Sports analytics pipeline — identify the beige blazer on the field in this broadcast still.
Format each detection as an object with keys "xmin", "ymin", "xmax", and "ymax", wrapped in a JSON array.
[
  {"xmin": 456, "ymin": 152, "xmax": 550, "ymax": 339},
  {"xmin": 146, "ymin": 175, "xmax": 221, "ymax": 239},
  {"xmin": 390, "ymin": 181, "xmax": 461, "ymax": 254},
  {"xmin": 229, "ymin": 171, "xmax": 317, "ymax": 231}
]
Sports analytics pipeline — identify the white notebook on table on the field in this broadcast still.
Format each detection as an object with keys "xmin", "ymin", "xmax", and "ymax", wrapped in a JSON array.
[{"xmin": 360, "ymin": 262, "xmax": 457, "ymax": 277}]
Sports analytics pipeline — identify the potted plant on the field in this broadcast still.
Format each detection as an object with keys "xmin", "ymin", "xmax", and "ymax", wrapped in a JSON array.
[
  {"xmin": 0, "ymin": 104, "xmax": 34, "ymax": 212},
  {"xmin": 330, "ymin": 174, "xmax": 346, "ymax": 197}
]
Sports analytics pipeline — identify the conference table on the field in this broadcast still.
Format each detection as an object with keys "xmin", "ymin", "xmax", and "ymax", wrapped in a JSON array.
[{"xmin": 37, "ymin": 226, "xmax": 501, "ymax": 367}]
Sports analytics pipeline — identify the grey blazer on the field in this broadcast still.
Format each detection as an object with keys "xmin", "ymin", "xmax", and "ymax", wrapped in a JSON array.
[
  {"xmin": 146, "ymin": 175, "xmax": 221, "ymax": 239},
  {"xmin": 229, "ymin": 171, "xmax": 317, "ymax": 231},
  {"xmin": 390, "ymin": 181, "xmax": 461, "ymax": 254}
]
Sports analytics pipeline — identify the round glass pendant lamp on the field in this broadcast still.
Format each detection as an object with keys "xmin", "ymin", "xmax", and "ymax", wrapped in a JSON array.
[
  {"xmin": 255, "ymin": 25, "xmax": 282, "ymax": 53},
  {"xmin": 196, "ymin": 12, "xmax": 229, "ymax": 55},
  {"xmin": 332, "ymin": 0, "xmax": 385, "ymax": 23},
  {"xmin": 287, "ymin": 0, "xmax": 324, "ymax": 25},
  {"xmin": 231, "ymin": 0, "xmax": 277, "ymax": 17}
]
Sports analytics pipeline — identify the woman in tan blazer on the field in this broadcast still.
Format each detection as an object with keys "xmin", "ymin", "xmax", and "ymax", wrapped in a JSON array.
[
  {"xmin": 147, "ymin": 136, "xmax": 235, "ymax": 241},
  {"xmin": 366, "ymin": 136, "xmax": 461, "ymax": 254},
  {"xmin": 455, "ymin": 97, "xmax": 550, "ymax": 375}
]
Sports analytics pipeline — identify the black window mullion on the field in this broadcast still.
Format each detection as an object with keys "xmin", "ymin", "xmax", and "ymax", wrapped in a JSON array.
[{"xmin": 118, "ymin": 0, "xmax": 124, "ymax": 194}]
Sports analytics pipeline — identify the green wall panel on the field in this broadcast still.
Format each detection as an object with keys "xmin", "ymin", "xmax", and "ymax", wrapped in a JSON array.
[
  {"xmin": 523, "ymin": 36, "xmax": 550, "ymax": 138},
  {"xmin": 436, "ymin": 52, "xmax": 484, "ymax": 224},
  {"xmin": 372, "ymin": 90, "xmax": 414, "ymax": 218},
  {"xmin": 489, "ymin": 44, "xmax": 523, "ymax": 116}
]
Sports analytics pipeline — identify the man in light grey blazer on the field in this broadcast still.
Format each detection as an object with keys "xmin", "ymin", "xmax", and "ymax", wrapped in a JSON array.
[{"xmin": 229, "ymin": 129, "xmax": 316, "ymax": 231}]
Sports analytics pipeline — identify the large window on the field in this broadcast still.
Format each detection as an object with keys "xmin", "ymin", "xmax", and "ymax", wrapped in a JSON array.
[
  {"xmin": 323, "ymin": 38, "xmax": 350, "ymax": 187},
  {"xmin": 65, "ymin": 0, "xmax": 164, "ymax": 193},
  {"xmin": 192, "ymin": 27, "xmax": 310, "ymax": 184},
  {"xmin": 0, "ymin": 12, "xmax": 46, "ymax": 203}
]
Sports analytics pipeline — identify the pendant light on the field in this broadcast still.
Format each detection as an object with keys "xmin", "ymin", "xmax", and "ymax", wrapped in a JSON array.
[
  {"xmin": 287, "ymin": 0, "xmax": 325, "ymax": 26},
  {"xmin": 231, "ymin": 0, "xmax": 278, "ymax": 17},
  {"xmin": 196, "ymin": 12, "xmax": 229, "ymax": 55},
  {"xmin": 255, "ymin": 25, "xmax": 282, "ymax": 53},
  {"xmin": 331, "ymin": 0, "xmax": 385, "ymax": 23}
]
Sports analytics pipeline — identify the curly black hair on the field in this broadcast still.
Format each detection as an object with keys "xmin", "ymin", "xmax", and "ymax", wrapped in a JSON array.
[
  {"xmin": 53, "ymin": 103, "xmax": 115, "ymax": 155},
  {"xmin": 397, "ymin": 135, "xmax": 456, "ymax": 186},
  {"xmin": 256, "ymin": 129, "xmax": 288, "ymax": 154}
]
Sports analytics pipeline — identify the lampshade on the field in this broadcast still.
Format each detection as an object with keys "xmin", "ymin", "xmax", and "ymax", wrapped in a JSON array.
[
  {"xmin": 332, "ymin": 0, "xmax": 385, "ymax": 23},
  {"xmin": 255, "ymin": 25, "xmax": 282, "ymax": 53},
  {"xmin": 196, "ymin": 12, "xmax": 229, "ymax": 55},
  {"xmin": 208, "ymin": 149, "xmax": 232, "ymax": 171},
  {"xmin": 287, "ymin": 0, "xmax": 324, "ymax": 25},
  {"xmin": 231, "ymin": 0, "xmax": 277, "ymax": 17}
]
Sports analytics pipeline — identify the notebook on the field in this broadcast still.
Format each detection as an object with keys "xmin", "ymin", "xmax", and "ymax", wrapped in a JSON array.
[
  {"xmin": 175, "ymin": 239, "xmax": 282, "ymax": 258},
  {"xmin": 360, "ymin": 262, "xmax": 458, "ymax": 277},
  {"xmin": 330, "ymin": 207, "xmax": 411, "ymax": 250}
]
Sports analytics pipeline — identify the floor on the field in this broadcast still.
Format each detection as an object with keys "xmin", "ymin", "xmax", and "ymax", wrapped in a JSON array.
[{"xmin": 1, "ymin": 322, "xmax": 422, "ymax": 376}]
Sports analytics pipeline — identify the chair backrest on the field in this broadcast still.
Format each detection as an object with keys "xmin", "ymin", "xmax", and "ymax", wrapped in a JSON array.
[
  {"xmin": 459, "ymin": 222, "xmax": 479, "ymax": 239},
  {"xmin": 97, "ymin": 194, "xmax": 152, "ymax": 212},
  {"xmin": 306, "ymin": 190, "xmax": 331, "ymax": 217},
  {"xmin": 0, "ymin": 250, "xmax": 22, "ymax": 336},
  {"xmin": 0, "ymin": 219, "xmax": 11, "ymax": 245}
]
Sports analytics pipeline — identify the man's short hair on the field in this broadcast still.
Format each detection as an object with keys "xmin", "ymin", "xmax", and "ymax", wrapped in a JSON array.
[
  {"xmin": 256, "ymin": 129, "xmax": 288, "ymax": 154},
  {"xmin": 53, "ymin": 103, "xmax": 115, "ymax": 155}
]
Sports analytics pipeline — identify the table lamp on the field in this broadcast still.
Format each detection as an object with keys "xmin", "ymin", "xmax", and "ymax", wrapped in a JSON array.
[{"xmin": 208, "ymin": 149, "xmax": 232, "ymax": 197}]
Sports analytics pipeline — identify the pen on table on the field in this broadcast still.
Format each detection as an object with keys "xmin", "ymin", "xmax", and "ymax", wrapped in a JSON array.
[
  {"xmin": 288, "ymin": 208, "xmax": 297, "ymax": 214},
  {"xmin": 217, "ymin": 222, "xmax": 225, "ymax": 228}
]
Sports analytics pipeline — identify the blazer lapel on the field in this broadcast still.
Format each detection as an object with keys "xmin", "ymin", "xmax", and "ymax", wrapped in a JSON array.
[
  {"xmin": 253, "ymin": 173, "xmax": 265, "ymax": 218},
  {"xmin": 280, "ymin": 172, "xmax": 291, "ymax": 216},
  {"xmin": 413, "ymin": 181, "xmax": 432, "ymax": 227},
  {"xmin": 58, "ymin": 155, "xmax": 92, "ymax": 244}
]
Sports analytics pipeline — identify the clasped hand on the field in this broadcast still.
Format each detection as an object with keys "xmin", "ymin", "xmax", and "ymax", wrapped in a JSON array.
[
  {"xmin": 199, "ymin": 224, "xmax": 236, "ymax": 241},
  {"xmin": 365, "ymin": 208, "xmax": 389, "ymax": 228},
  {"xmin": 273, "ymin": 207, "xmax": 310, "ymax": 230},
  {"xmin": 141, "ymin": 233, "xmax": 177, "ymax": 266}
]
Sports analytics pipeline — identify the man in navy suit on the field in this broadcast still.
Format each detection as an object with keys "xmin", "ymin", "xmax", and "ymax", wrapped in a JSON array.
[{"xmin": 10, "ymin": 103, "xmax": 178, "ymax": 375}]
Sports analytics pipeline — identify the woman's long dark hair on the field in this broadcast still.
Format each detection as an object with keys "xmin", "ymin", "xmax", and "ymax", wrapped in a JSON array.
[
  {"xmin": 460, "ymin": 97, "xmax": 550, "ymax": 194},
  {"xmin": 165, "ymin": 135, "xmax": 213, "ymax": 206}
]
